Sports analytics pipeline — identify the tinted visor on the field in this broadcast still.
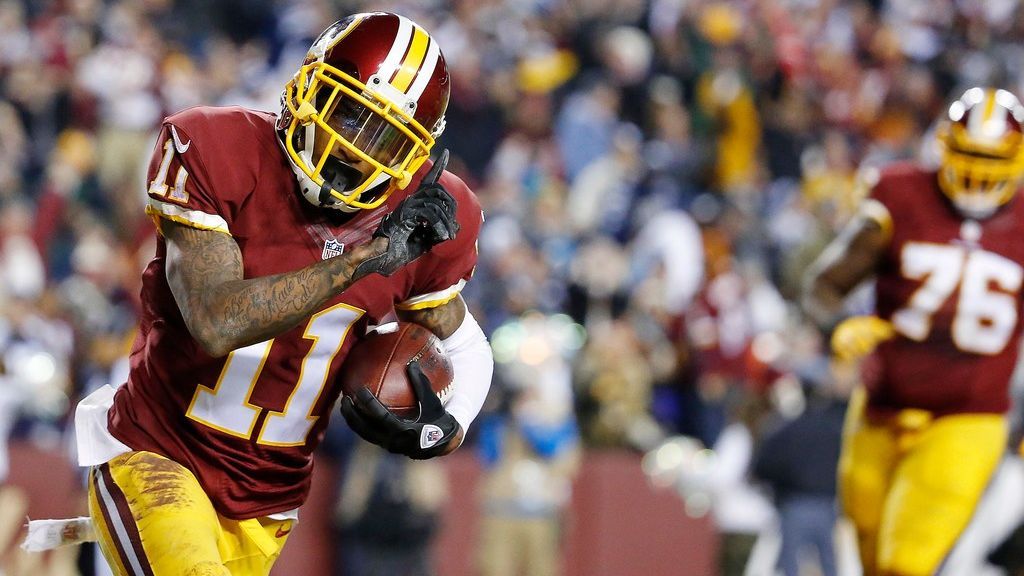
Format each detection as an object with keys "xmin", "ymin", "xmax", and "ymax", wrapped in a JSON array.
[{"xmin": 322, "ymin": 94, "xmax": 416, "ymax": 169}]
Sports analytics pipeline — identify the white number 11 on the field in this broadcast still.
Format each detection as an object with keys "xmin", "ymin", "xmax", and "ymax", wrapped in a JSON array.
[{"xmin": 185, "ymin": 303, "xmax": 365, "ymax": 446}]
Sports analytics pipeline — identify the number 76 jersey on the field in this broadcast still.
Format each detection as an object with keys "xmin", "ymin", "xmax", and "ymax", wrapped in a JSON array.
[{"xmin": 864, "ymin": 162, "xmax": 1024, "ymax": 416}]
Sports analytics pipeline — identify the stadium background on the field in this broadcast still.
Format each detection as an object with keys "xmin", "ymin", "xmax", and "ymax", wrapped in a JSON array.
[{"xmin": 1, "ymin": 0, "xmax": 1023, "ymax": 574}]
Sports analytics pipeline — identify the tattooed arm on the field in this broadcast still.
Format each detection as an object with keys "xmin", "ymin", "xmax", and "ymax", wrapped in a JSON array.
[
  {"xmin": 396, "ymin": 295, "xmax": 466, "ymax": 339},
  {"xmin": 163, "ymin": 219, "xmax": 387, "ymax": 357}
]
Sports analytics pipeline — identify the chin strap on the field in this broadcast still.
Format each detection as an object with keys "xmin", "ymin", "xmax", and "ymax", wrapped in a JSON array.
[
  {"xmin": 318, "ymin": 183, "xmax": 335, "ymax": 206},
  {"xmin": 318, "ymin": 159, "xmax": 363, "ymax": 206}
]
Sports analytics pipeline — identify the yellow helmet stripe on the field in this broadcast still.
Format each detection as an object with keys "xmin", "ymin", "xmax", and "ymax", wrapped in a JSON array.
[
  {"xmin": 391, "ymin": 26, "xmax": 430, "ymax": 92},
  {"xmin": 407, "ymin": 36, "xmax": 440, "ymax": 100},
  {"xmin": 982, "ymin": 89, "xmax": 997, "ymax": 122}
]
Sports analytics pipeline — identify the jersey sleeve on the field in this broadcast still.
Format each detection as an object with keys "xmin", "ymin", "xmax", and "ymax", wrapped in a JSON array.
[
  {"xmin": 397, "ymin": 174, "xmax": 483, "ymax": 311},
  {"xmin": 859, "ymin": 168, "xmax": 895, "ymax": 241},
  {"xmin": 144, "ymin": 122, "xmax": 231, "ymax": 235}
]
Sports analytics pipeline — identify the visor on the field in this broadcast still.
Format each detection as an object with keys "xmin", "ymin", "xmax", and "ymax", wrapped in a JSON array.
[
  {"xmin": 282, "ymin": 62, "xmax": 436, "ymax": 209},
  {"xmin": 322, "ymin": 94, "xmax": 416, "ymax": 170}
]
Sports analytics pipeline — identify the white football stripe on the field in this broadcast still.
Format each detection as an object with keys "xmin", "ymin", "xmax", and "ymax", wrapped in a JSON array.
[
  {"xmin": 378, "ymin": 15, "xmax": 414, "ymax": 81},
  {"xmin": 406, "ymin": 36, "xmax": 440, "ymax": 100}
]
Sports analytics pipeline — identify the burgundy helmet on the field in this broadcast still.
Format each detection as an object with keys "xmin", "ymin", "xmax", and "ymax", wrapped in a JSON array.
[{"xmin": 279, "ymin": 12, "xmax": 450, "ymax": 211}]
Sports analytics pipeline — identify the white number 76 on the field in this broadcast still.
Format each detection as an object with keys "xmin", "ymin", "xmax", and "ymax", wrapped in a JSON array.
[{"xmin": 892, "ymin": 243, "xmax": 1022, "ymax": 355}]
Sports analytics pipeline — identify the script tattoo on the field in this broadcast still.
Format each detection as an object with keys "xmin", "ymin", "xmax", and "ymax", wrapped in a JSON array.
[{"xmin": 163, "ymin": 219, "xmax": 385, "ymax": 357}]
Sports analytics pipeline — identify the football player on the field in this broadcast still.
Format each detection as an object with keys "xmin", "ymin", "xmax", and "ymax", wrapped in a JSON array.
[
  {"xmin": 803, "ymin": 87, "xmax": 1024, "ymax": 576},
  {"xmin": 72, "ymin": 13, "xmax": 493, "ymax": 576}
]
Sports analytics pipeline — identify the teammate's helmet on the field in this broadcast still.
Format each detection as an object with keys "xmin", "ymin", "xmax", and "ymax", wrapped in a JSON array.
[
  {"xmin": 278, "ymin": 13, "xmax": 449, "ymax": 211},
  {"xmin": 937, "ymin": 87, "xmax": 1024, "ymax": 219}
]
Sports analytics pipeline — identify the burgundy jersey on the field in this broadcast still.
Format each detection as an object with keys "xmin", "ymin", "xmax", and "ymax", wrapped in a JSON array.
[
  {"xmin": 867, "ymin": 162, "xmax": 1024, "ymax": 416},
  {"xmin": 107, "ymin": 106, "xmax": 482, "ymax": 519}
]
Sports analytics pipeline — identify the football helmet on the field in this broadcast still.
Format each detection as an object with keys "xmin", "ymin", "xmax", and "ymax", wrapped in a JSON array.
[
  {"xmin": 278, "ymin": 12, "xmax": 449, "ymax": 211},
  {"xmin": 937, "ymin": 87, "xmax": 1024, "ymax": 219}
]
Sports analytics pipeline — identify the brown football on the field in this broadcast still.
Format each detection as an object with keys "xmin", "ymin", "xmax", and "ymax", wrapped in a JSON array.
[{"xmin": 338, "ymin": 322, "xmax": 454, "ymax": 419}]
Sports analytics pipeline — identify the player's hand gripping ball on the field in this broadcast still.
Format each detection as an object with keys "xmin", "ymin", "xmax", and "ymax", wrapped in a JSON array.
[{"xmin": 339, "ymin": 322, "xmax": 460, "ymax": 459}]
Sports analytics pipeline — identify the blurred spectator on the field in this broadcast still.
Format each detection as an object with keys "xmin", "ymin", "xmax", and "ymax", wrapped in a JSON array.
[
  {"xmin": 575, "ymin": 314, "xmax": 660, "ymax": 449},
  {"xmin": 706, "ymin": 391, "xmax": 777, "ymax": 576},
  {"xmin": 0, "ymin": 200, "xmax": 44, "ymax": 304},
  {"xmin": 6, "ymin": 0, "xmax": 1024, "ymax": 572},
  {"xmin": 752, "ymin": 361, "xmax": 853, "ymax": 576},
  {"xmin": 479, "ymin": 313, "xmax": 582, "ymax": 576},
  {"xmin": 555, "ymin": 75, "xmax": 620, "ymax": 184},
  {"xmin": 0, "ymin": 372, "xmax": 28, "ymax": 572},
  {"xmin": 335, "ymin": 439, "xmax": 448, "ymax": 576}
]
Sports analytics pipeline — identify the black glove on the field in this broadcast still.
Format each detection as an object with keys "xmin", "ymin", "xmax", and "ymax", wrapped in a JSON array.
[
  {"xmin": 353, "ymin": 149, "xmax": 459, "ymax": 278},
  {"xmin": 340, "ymin": 360, "xmax": 461, "ymax": 459}
]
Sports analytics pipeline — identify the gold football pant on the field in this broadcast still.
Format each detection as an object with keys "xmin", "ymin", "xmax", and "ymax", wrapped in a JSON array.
[
  {"xmin": 839, "ymin": 388, "xmax": 1006, "ymax": 576},
  {"xmin": 87, "ymin": 451, "xmax": 292, "ymax": 576}
]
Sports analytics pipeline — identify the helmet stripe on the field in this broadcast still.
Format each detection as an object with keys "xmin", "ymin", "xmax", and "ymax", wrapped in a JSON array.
[
  {"xmin": 391, "ymin": 26, "xmax": 430, "ymax": 92},
  {"xmin": 968, "ymin": 90, "xmax": 1010, "ymax": 141},
  {"xmin": 406, "ymin": 35, "xmax": 441, "ymax": 101},
  {"xmin": 982, "ymin": 90, "xmax": 997, "ymax": 122},
  {"xmin": 379, "ymin": 15, "xmax": 414, "ymax": 82}
]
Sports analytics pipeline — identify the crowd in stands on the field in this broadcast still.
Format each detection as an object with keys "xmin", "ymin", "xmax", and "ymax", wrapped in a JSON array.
[{"xmin": 2, "ymin": 0, "xmax": 1024, "ymax": 574}]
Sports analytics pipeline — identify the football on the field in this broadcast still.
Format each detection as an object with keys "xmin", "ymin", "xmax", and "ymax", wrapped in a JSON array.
[{"xmin": 338, "ymin": 322, "xmax": 454, "ymax": 419}]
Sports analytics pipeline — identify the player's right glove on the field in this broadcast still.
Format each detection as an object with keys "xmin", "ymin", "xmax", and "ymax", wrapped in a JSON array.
[
  {"xmin": 353, "ymin": 149, "xmax": 459, "ymax": 279},
  {"xmin": 339, "ymin": 360, "xmax": 461, "ymax": 460},
  {"xmin": 831, "ymin": 315, "xmax": 895, "ymax": 361}
]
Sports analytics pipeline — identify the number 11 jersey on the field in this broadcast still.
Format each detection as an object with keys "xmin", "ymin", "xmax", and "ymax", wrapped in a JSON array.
[{"xmin": 105, "ymin": 106, "xmax": 482, "ymax": 519}]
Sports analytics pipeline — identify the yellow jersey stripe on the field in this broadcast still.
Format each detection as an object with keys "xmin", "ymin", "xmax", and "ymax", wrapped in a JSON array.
[
  {"xmin": 396, "ymin": 279, "xmax": 467, "ymax": 310},
  {"xmin": 860, "ymin": 198, "xmax": 892, "ymax": 241}
]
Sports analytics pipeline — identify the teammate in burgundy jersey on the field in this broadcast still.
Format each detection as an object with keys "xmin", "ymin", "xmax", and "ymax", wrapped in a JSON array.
[
  {"xmin": 73, "ymin": 13, "xmax": 495, "ymax": 576},
  {"xmin": 804, "ymin": 88, "xmax": 1024, "ymax": 576}
]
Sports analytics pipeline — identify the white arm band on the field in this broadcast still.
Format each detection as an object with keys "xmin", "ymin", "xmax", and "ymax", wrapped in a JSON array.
[{"xmin": 441, "ymin": 310, "xmax": 493, "ymax": 433}]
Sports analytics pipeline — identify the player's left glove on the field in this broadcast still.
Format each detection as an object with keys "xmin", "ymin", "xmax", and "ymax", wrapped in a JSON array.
[
  {"xmin": 831, "ymin": 315, "xmax": 895, "ymax": 361},
  {"xmin": 353, "ymin": 149, "xmax": 459, "ymax": 279},
  {"xmin": 339, "ymin": 360, "xmax": 461, "ymax": 459}
]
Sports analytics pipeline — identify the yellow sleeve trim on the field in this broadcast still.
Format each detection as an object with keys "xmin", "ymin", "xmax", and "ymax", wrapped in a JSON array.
[
  {"xmin": 145, "ymin": 200, "xmax": 231, "ymax": 236},
  {"xmin": 396, "ymin": 279, "xmax": 466, "ymax": 311},
  {"xmin": 860, "ymin": 198, "xmax": 892, "ymax": 241},
  {"xmin": 396, "ymin": 291, "xmax": 460, "ymax": 311}
]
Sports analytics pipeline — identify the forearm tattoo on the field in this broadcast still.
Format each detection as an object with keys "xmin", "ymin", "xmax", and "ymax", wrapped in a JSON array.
[
  {"xmin": 163, "ymin": 220, "xmax": 384, "ymax": 356},
  {"xmin": 398, "ymin": 296, "xmax": 467, "ymax": 340}
]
